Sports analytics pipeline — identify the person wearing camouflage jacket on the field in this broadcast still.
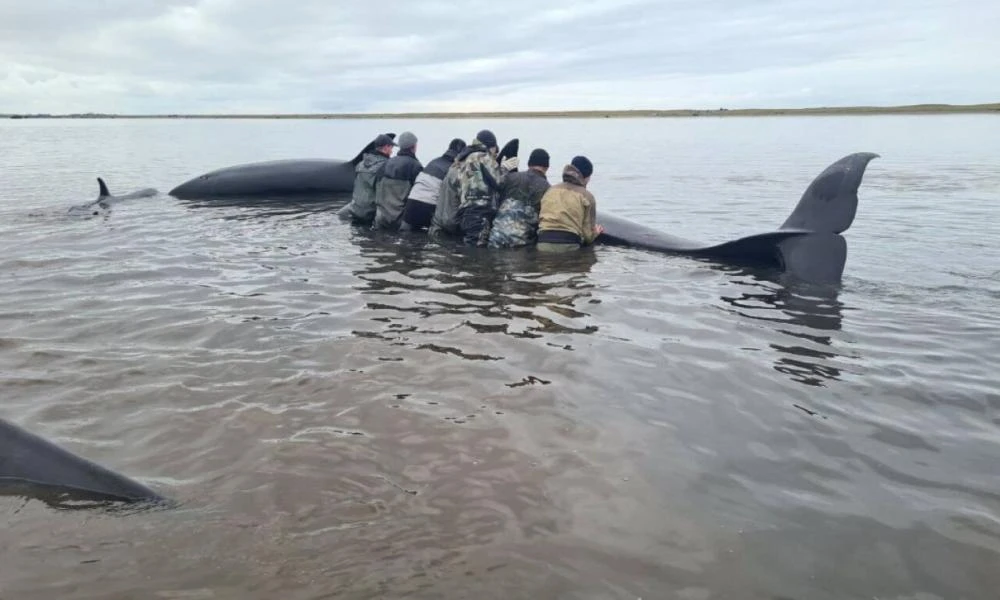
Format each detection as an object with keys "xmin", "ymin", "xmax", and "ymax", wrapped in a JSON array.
[
  {"xmin": 487, "ymin": 148, "xmax": 551, "ymax": 249},
  {"xmin": 428, "ymin": 161, "xmax": 464, "ymax": 238},
  {"xmin": 337, "ymin": 133, "xmax": 395, "ymax": 225},
  {"xmin": 454, "ymin": 129, "xmax": 519, "ymax": 247}
]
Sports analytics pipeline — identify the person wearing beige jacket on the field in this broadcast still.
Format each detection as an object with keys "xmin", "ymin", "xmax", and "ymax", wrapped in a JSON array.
[{"xmin": 536, "ymin": 155, "xmax": 604, "ymax": 252}]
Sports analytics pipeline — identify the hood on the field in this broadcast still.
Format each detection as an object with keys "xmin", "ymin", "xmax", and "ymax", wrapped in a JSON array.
[
  {"xmin": 561, "ymin": 164, "xmax": 587, "ymax": 187},
  {"xmin": 455, "ymin": 143, "xmax": 488, "ymax": 163}
]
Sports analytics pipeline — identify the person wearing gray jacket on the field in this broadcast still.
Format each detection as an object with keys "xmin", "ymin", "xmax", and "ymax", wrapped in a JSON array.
[
  {"xmin": 373, "ymin": 131, "xmax": 423, "ymax": 230},
  {"xmin": 337, "ymin": 133, "xmax": 395, "ymax": 225}
]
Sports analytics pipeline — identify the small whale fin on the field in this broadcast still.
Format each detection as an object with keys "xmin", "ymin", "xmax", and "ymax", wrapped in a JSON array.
[
  {"xmin": 350, "ymin": 133, "xmax": 396, "ymax": 167},
  {"xmin": 97, "ymin": 177, "xmax": 110, "ymax": 198},
  {"xmin": 498, "ymin": 138, "xmax": 519, "ymax": 167},
  {"xmin": 780, "ymin": 152, "xmax": 879, "ymax": 234}
]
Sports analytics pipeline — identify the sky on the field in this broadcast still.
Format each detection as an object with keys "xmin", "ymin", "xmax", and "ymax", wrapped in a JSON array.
[{"xmin": 1, "ymin": 0, "xmax": 998, "ymax": 114}]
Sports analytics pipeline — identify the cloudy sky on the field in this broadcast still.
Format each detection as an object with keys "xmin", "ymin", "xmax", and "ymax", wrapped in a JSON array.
[{"xmin": 1, "ymin": 0, "xmax": 997, "ymax": 114}]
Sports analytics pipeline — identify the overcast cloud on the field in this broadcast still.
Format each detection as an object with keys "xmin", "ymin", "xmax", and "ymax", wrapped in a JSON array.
[{"xmin": 1, "ymin": 0, "xmax": 997, "ymax": 114}]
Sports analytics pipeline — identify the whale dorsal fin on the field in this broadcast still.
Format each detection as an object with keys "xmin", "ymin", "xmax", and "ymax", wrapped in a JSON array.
[{"xmin": 97, "ymin": 177, "xmax": 110, "ymax": 198}]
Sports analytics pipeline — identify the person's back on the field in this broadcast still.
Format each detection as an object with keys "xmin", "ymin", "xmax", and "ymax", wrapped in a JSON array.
[
  {"xmin": 338, "ymin": 134, "xmax": 394, "ymax": 225},
  {"xmin": 429, "ymin": 161, "xmax": 464, "ymax": 238},
  {"xmin": 536, "ymin": 156, "xmax": 604, "ymax": 252},
  {"xmin": 488, "ymin": 148, "xmax": 551, "ymax": 249},
  {"xmin": 454, "ymin": 129, "xmax": 519, "ymax": 246},
  {"xmin": 373, "ymin": 131, "xmax": 422, "ymax": 230},
  {"xmin": 401, "ymin": 138, "xmax": 466, "ymax": 232}
]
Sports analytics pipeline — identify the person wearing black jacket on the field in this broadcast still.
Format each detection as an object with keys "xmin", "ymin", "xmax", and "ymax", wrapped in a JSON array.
[{"xmin": 400, "ymin": 138, "xmax": 466, "ymax": 231}]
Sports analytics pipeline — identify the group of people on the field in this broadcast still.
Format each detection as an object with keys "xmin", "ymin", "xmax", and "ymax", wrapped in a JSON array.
[{"xmin": 337, "ymin": 129, "xmax": 605, "ymax": 252}]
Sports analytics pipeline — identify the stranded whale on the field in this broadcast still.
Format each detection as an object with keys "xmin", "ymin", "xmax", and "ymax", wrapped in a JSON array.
[{"xmin": 167, "ymin": 137, "xmax": 877, "ymax": 284}]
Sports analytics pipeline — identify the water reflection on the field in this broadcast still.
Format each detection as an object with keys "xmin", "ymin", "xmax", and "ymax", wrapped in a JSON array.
[
  {"xmin": 715, "ymin": 265, "xmax": 847, "ymax": 389},
  {"xmin": 349, "ymin": 229, "xmax": 600, "ymax": 358},
  {"xmin": 177, "ymin": 193, "xmax": 347, "ymax": 220}
]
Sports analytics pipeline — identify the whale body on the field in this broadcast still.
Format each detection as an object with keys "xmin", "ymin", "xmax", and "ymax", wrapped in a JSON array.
[{"xmin": 167, "ymin": 143, "xmax": 878, "ymax": 284}]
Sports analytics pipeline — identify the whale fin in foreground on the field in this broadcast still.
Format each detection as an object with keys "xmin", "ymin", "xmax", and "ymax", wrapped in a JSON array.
[
  {"xmin": 97, "ymin": 177, "xmax": 110, "ymax": 198},
  {"xmin": 0, "ymin": 417, "xmax": 167, "ymax": 508}
]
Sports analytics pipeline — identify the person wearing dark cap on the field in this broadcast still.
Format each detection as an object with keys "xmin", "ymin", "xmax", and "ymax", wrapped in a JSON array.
[
  {"xmin": 535, "ymin": 155, "xmax": 605, "ymax": 252},
  {"xmin": 338, "ymin": 133, "xmax": 396, "ymax": 225},
  {"xmin": 399, "ymin": 138, "xmax": 466, "ymax": 232},
  {"xmin": 372, "ymin": 131, "xmax": 423, "ymax": 230},
  {"xmin": 453, "ymin": 129, "xmax": 520, "ymax": 246},
  {"xmin": 487, "ymin": 148, "xmax": 551, "ymax": 248}
]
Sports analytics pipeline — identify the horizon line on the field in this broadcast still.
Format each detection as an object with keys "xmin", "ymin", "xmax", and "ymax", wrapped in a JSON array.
[{"xmin": 4, "ymin": 102, "xmax": 999, "ymax": 119}]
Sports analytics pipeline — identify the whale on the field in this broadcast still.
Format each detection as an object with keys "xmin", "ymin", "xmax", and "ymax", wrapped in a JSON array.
[
  {"xmin": 67, "ymin": 177, "xmax": 159, "ymax": 217},
  {"xmin": 0, "ymin": 417, "xmax": 167, "ymax": 509},
  {"xmin": 167, "ymin": 136, "xmax": 877, "ymax": 284},
  {"xmin": 166, "ymin": 133, "xmax": 522, "ymax": 201},
  {"xmin": 596, "ymin": 152, "xmax": 879, "ymax": 284}
]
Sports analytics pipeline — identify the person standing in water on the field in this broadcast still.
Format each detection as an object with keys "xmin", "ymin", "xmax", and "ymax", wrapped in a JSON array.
[
  {"xmin": 536, "ymin": 155, "xmax": 604, "ymax": 252},
  {"xmin": 337, "ymin": 133, "xmax": 395, "ymax": 225},
  {"xmin": 400, "ymin": 138, "xmax": 467, "ymax": 232},
  {"xmin": 487, "ymin": 148, "xmax": 551, "ymax": 249},
  {"xmin": 373, "ymin": 131, "xmax": 423, "ymax": 230},
  {"xmin": 453, "ymin": 129, "xmax": 519, "ymax": 246}
]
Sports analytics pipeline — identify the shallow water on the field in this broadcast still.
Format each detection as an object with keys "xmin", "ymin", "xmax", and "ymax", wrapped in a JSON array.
[{"xmin": 1, "ymin": 115, "xmax": 998, "ymax": 599}]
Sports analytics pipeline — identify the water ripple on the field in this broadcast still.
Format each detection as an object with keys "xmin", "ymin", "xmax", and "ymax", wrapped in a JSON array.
[{"xmin": 1, "ymin": 116, "xmax": 999, "ymax": 599}]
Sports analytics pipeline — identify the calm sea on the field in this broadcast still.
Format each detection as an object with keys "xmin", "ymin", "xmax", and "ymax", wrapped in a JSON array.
[{"xmin": 1, "ymin": 115, "xmax": 998, "ymax": 599}]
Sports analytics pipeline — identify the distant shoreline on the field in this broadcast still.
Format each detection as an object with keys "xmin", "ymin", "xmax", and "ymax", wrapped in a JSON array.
[{"xmin": 4, "ymin": 103, "xmax": 999, "ymax": 120}]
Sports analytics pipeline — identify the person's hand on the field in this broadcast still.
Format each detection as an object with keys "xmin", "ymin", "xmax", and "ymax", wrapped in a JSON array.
[
  {"xmin": 501, "ymin": 156, "xmax": 519, "ymax": 171},
  {"xmin": 594, "ymin": 224, "xmax": 605, "ymax": 235}
]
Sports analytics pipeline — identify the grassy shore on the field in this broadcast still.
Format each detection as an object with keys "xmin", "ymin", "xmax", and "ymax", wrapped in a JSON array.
[{"xmin": 4, "ymin": 103, "xmax": 999, "ymax": 120}]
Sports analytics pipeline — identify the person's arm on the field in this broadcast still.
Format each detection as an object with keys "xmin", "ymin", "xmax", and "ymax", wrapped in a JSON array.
[
  {"xmin": 582, "ymin": 194, "xmax": 602, "ymax": 244},
  {"xmin": 373, "ymin": 160, "xmax": 388, "ymax": 186},
  {"xmin": 408, "ymin": 159, "xmax": 423, "ymax": 185}
]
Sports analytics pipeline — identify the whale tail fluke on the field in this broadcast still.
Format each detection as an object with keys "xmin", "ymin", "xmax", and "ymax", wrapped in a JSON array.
[
  {"xmin": 780, "ymin": 152, "xmax": 879, "ymax": 234},
  {"xmin": 97, "ymin": 177, "xmax": 110, "ymax": 198}
]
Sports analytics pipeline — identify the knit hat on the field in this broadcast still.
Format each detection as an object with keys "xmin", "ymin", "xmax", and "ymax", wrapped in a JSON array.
[
  {"xmin": 571, "ymin": 155, "xmax": 593, "ymax": 178},
  {"xmin": 475, "ymin": 129, "xmax": 497, "ymax": 149},
  {"xmin": 528, "ymin": 148, "xmax": 550, "ymax": 168},
  {"xmin": 398, "ymin": 131, "xmax": 417, "ymax": 149},
  {"xmin": 447, "ymin": 138, "xmax": 467, "ymax": 154}
]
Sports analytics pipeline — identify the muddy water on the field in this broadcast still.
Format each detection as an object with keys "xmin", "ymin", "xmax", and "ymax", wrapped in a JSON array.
[{"xmin": 1, "ymin": 115, "xmax": 998, "ymax": 599}]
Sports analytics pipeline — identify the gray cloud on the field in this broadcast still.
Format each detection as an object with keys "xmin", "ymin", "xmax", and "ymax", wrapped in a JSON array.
[{"xmin": 1, "ymin": 0, "xmax": 997, "ymax": 113}]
